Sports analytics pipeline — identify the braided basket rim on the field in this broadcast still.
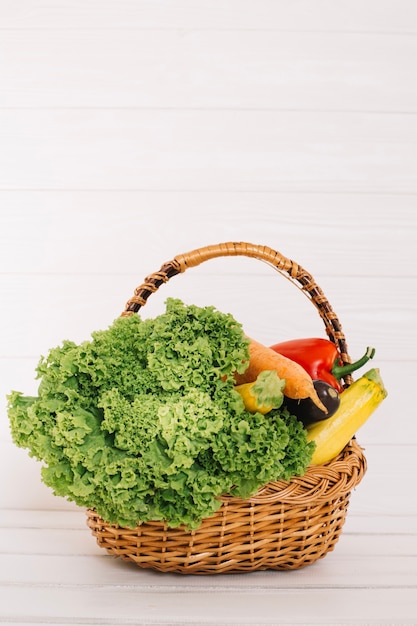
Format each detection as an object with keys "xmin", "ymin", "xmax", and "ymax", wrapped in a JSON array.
[{"xmin": 221, "ymin": 437, "xmax": 366, "ymax": 505}]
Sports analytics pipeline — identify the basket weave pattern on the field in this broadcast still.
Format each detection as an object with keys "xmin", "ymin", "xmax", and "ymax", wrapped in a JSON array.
[
  {"xmin": 87, "ymin": 439, "xmax": 365, "ymax": 573},
  {"xmin": 86, "ymin": 242, "xmax": 367, "ymax": 574}
]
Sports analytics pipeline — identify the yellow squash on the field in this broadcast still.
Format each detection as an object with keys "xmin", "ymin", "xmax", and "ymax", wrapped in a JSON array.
[{"xmin": 306, "ymin": 368, "xmax": 387, "ymax": 465}]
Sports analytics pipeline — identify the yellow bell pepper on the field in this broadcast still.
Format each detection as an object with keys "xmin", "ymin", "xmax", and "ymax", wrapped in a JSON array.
[{"xmin": 234, "ymin": 370, "xmax": 286, "ymax": 414}]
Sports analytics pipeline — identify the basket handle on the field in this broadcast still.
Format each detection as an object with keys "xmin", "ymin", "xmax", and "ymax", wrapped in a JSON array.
[{"xmin": 122, "ymin": 241, "xmax": 352, "ymax": 382}]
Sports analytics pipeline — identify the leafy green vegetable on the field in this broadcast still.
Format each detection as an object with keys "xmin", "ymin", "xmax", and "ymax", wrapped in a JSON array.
[
  {"xmin": 7, "ymin": 298, "xmax": 315, "ymax": 529},
  {"xmin": 251, "ymin": 370, "xmax": 286, "ymax": 409}
]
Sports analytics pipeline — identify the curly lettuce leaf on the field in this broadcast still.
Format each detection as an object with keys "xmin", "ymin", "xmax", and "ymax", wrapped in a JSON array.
[{"xmin": 7, "ymin": 298, "xmax": 314, "ymax": 529}]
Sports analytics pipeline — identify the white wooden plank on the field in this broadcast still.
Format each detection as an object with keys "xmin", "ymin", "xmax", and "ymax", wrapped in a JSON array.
[
  {"xmin": 1, "ymin": 508, "xmax": 413, "ymax": 535},
  {"xmin": 0, "ymin": 0, "xmax": 415, "ymax": 32},
  {"xmin": 0, "ymin": 110, "xmax": 416, "ymax": 191},
  {"xmin": 0, "ymin": 272, "xmax": 413, "ymax": 357},
  {"xmin": 345, "ymin": 444, "xmax": 417, "ymax": 517},
  {"xmin": 0, "ymin": 528, "xmax": 100, "ymax": 557},
  {"xmin": 0, "ymin": 509, "xmax": 87, "ymax": 529},
  {"xmin": 1, "ymin": 525, "xmax": 415, "ymax": 559},
  {"xmin": 1, "ymin": 550, "xmax": 416, "ymax": 588},
  {"xmin": 337, "ymin": 533, "xmax": 417, "ymax": 556},
  {"xmin": 1, "ymin": 109, "xmax": 415, "ymax": 144},
  {"xmin": 0, "ymin": 586, "xmax": 416, "ymax": 624},
  {"xmin": 0, "ymin": 30, "xmax": 416, "ymax": 110},
  {"xmin": 0, "ymin": 192, "xmax": 415, "ymax": 277},
  {"xmin": 343, "ymin": 513, "xmax": 417, "ymax": 535}
]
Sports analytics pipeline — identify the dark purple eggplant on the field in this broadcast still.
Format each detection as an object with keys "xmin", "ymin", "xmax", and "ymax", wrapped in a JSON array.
[{"xmin": 283, "ymin": 380, "xmax": 340, "ymax": 426}]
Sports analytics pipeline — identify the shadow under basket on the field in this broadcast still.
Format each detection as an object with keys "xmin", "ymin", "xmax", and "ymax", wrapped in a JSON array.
[
  {"xmin": 85, "ymin": 241, "xmax": 368, "ymax": 574},
  {"xmin": 87, "ymin": 439, "xmax": 366, "ymax": 574}
]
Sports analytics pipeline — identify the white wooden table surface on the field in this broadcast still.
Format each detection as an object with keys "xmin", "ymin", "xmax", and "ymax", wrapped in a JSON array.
[{"xmin": 1, "ymin": 2, "xmax": 416, "ymax": 624}]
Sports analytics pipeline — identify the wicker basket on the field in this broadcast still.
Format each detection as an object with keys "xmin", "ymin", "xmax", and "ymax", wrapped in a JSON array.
[{"xmin": 86, "ymin": 242, "xmax": 367, "ymax": 574}]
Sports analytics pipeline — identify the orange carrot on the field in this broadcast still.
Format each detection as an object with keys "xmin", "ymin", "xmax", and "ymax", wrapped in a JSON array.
[{"xmin": 235, "ymin": 337, "xmax": 328, "ymax": 413}]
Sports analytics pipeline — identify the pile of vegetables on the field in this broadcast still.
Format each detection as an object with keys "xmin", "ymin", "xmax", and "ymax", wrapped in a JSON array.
[
  {"xmin": 7, "ymin": 296, "xmax": 387, "ymax": 531},
  {"xmin": 236, "ymin": 336, "xmax": 387, "ymax": 465},
  {"xmin": 7, "ymin": 298, "xmax": 315, "ymax": 530}
]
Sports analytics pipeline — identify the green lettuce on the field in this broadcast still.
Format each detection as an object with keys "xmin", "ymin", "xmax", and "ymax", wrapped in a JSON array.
[{"xmin": 7, "ymin": 298, "xmax": 314, "ymax": 529}]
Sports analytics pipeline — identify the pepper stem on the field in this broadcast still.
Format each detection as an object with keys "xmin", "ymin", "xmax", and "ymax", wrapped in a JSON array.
[{"xmin": 332, "ymin": 346, "xmax": 376, "ymax": 380}]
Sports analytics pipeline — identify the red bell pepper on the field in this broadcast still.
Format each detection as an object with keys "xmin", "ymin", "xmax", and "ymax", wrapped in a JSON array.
[{"xmin": 269, "ymin": 338, "xmax": 375, "ymax": 393}]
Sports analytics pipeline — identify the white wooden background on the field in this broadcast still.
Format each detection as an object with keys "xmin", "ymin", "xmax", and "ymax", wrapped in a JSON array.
[{"xmin": 0, "ymin": 1, "xmax": 416, "ymax": 624}]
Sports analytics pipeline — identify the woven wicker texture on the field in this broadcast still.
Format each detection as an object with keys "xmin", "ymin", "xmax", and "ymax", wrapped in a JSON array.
[{"xmin": 87, "ymin": 242, "xmax": 367, "ymax": 574}]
